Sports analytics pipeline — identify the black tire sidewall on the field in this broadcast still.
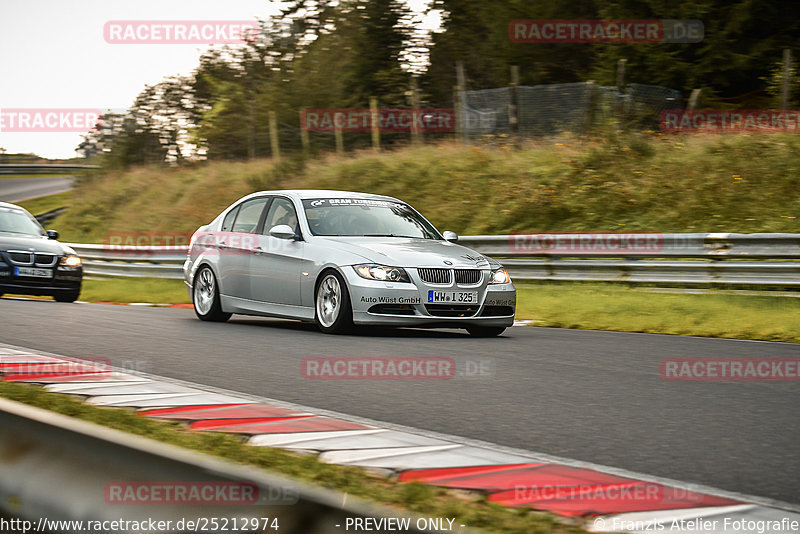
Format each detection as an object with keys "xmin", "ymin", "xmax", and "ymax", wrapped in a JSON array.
[
  {"xmin": 467, "ymin": 326, "xmax": 506, "ymax": 337},
  {"xmin": 54, "ymin": 289, "xmax": 80, "ymax": 303}
]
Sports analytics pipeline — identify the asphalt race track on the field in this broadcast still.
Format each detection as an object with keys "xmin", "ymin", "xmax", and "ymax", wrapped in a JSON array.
[
  {"xmin": 1, "ymin": 298, "xmax": 797, "ymax": 505},
  {"xmin": 0, "ymin": 176, "xmax": 74, "ymax": 203}
]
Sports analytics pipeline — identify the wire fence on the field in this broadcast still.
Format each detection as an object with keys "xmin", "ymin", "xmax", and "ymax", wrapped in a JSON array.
[
  {"xmin": 109, "ymin": 82, "xmax": 683, "ymax": 161},
  {"xmin": 462, "ymin": 82, "xmax": 682, "ymax": 138},
  {"xmin": 268, "ymin": 82, "xmax": 684, "ymax": 155}
]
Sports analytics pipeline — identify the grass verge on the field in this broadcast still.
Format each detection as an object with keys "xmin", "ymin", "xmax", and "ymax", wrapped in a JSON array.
[
  {"xmin": 15, "ymin": 191, "xmax": 72, "ymax": 217},
  {"xmin": 515, "ymin": 282, "xmax": 800, "ymax": 343},
  {"xmin": 0, "ymin": 381, "xmax": 581, "ymax": 534},
  {"xmin": 78, "ymin": 277, "xmax": 190, "ymax": 304}
]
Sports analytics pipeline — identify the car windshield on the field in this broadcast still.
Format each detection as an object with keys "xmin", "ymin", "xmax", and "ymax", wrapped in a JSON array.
[
  {"xmin": 0, "ymin": 206, "xmax": 45, "ymax": 236},
  {"xmin": 302, "ymin": 198, "xmax": 441, "ymax": 239}
]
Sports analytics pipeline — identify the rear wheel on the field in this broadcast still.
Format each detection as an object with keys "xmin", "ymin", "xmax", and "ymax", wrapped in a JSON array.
[
  {"xmin": 466, "ymin": 326, "xmax": 506, "ymax": 338},
  {"xmin": 193, "ymin": 266, "xmax": 231, "ymax": 322},
  {"xmin": 314, "ymin": 270, "xmax": 353, "ymax": 334}
]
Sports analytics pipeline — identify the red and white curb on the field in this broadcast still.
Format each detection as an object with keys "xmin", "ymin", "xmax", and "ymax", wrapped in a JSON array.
[{"xmin": 1, "ymin": 343, "xmax": 798, "ymax": 532}]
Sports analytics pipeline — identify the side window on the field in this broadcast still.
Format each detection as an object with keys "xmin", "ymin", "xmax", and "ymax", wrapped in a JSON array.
[
  {"xmin": 231, "ymin": 198, "xmax": 268, "ymax": 233},
  {"xmin": 221, "ymin": 206, "xmax": 239, "ymax": 232},
  {"xmin": 263, "ymin": 198, "xmax": 300, "ymax": 235}
]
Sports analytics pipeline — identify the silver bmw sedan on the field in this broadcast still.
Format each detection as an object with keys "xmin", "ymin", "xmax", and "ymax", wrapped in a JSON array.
[{"xmin": 184, "ymin": 190, "xmax": 516, "ymax": 336}]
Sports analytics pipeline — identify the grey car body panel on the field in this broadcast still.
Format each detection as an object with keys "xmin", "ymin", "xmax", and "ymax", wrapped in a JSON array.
[{"xmin": 184, "ymin": 190, "xmax": 515, "ymax": 328}]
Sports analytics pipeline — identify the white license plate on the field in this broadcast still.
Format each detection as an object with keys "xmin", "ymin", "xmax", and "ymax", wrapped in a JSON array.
[
  {"xmin": 427, "ymin": 290, "xmax": 478, "ymax": 304},
  {"xmin": 14, "ymin": 266, "xmax": 53, "ymax": 278}
]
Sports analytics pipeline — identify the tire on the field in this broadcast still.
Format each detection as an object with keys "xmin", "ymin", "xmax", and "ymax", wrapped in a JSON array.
[
  {"xmin": 466, "ymin": 326, "xmax": 506, "ymax": 338},
  {"xmin": 314, "ymin": 270, "xmax": 353, "ymax": 334},
  {"xmin": 54, "ymin": 289, "xmax": 80, "ymax": 303},
  {"xmin": 193, "ymin": 266, "xmax": 231, "ymax": 322}
]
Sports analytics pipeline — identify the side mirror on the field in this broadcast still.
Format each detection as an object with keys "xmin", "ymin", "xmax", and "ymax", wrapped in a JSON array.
[
  {"xmin": 269, "ymin": 224, "xmax": 298, "ymax": 240},
  {"xmin": 442, "ymin": 231, "xmax": 458, "ymax": 242},
  {"xmin": 46, "ymin": 230, "xmax": 59, "ymax": 240}
]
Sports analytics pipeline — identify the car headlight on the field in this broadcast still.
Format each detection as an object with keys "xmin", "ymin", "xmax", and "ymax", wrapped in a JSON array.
[
  {"xmin": 489, "ymin": 268, "xmax": 511, "ymax": 284},
  {"xmin": 354, "ymin": 264, "xmax": 410, "ymax": 282},
  {"xmin": 59, "ymin": 255, "xmax": 82, "ymax": 267}
]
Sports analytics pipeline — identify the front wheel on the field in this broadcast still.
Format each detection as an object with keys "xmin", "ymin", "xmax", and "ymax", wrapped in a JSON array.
[
  {"xmin": 466, "ymin": 326, "xmax": 506, "ymax": 338},
  {"xmin": 193, "ymin": 267, "xmax": 231, "ymax": 322},
  {"xmin": 314, "ymin": 271, "xmax": 353, "ymax": 334},
  {"xmin": 54, "ymin": 288, "xmax": 80, "ymax": 303}
]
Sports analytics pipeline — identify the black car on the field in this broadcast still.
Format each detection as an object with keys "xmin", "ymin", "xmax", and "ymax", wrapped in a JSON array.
[{"xmin": 0, "ymin": 201, "xmax": 82, "ymax": 302}]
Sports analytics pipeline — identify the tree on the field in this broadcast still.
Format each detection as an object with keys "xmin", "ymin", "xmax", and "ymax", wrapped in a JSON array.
[
  {"xmin": 191, "ymin": 19, "xmax": 302, "ymax": 159},
  {"xmin": 280, "ymin": 0, "xmax": 412, "ymax": 107},
  {"xmin": 78, "ymin": 78, "xmax": 193, "ymax": 167},
  {"xmin": 590, "ymin": 0, "xmax": 800, "ymax": 104},
  {"xmin": 423, "ymin": 0, "xmax": 598, "ymax": 106},
  {"xmin": 342, "ymin": 0, "xmax": 412, "ymax": 106}
]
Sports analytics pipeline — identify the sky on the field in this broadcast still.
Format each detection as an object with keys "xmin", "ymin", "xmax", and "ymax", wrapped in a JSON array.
[{"xmin": 0, "ymin": 0, "xmax": 436, "ymax": 160}]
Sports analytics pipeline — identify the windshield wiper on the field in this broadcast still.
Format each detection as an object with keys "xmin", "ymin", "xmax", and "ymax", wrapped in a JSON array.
[{"xmin": 363, "ymin": 233, "xmax": 417, "ymax": 238}]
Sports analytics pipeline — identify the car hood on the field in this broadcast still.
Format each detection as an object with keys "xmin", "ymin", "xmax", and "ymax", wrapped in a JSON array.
[
  {"xmin": 318, "ymin": 237, "xmax": 497, "ymax": 268},
  {"xmin": 0, "ymin": 232, "xmax": 72, "ymax": 254}
]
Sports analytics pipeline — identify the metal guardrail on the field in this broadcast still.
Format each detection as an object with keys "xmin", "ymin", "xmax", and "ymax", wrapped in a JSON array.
[
  {"xmin": 0, "ymin": 397, "xmax": 437, "ymax": 534},
  {"xmin": 68, "ymin": 233, "xmax": 800, "ymax": 286},
  {"xmin": 0, "ymin": 164, "xmax": 98, "ymax": 175},
  {"xmin": 468, "ymin": 233, "xmax": 800, "ymax": 286},
  {"xmin": 70, "ymin": 243, "xmax": 188, "ymax": 280}
]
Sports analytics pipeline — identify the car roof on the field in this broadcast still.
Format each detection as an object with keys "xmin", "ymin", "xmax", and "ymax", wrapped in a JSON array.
[{"xmin": 247, "ymin": 189, "xmax": 403, "ymax": 202}]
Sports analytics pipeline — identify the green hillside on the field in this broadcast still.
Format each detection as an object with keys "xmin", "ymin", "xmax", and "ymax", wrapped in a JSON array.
[{"xmin": 54, "ymin": 133, "xmax": 800, "ymax": 243}]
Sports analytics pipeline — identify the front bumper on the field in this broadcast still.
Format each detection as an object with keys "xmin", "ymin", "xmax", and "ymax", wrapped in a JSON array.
[
  {"xmin": 0, "ymin": 261, "xmax": 82, "ymax": 297},
  {"xmin": 343, "ymin": 267, "xmax": 515, "ymax": 327}
]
